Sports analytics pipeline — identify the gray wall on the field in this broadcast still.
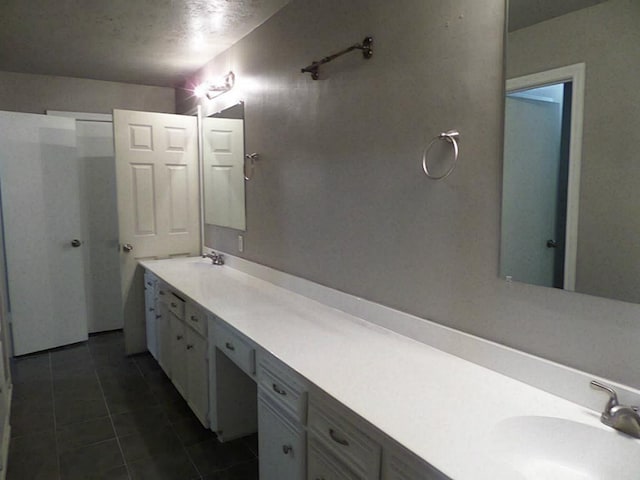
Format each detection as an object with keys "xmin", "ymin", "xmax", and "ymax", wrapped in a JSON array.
[
  {"xmin": 0, "ymin": 71, "xmax": 175, "ymax": 114},
  {"xmin": 507, "ymin": 0, "xmax": 640, "ymax": 304},
  {"xmin": 178, "ymin": 0, "xmax": 640, "ymax": 388}
]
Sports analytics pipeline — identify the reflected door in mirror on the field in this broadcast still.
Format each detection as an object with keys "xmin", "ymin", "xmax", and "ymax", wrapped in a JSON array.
[{"xmin": 203, "ymin": 117, "xmax": 246, "ymax": 230}]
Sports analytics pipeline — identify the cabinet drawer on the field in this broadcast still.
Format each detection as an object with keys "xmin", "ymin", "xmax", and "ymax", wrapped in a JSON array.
[
  {"xmin": 185, "ymin": 302, "xmax": 207, "ymax": 337},
  {"xmin": 257, "ymin": 353, "xmax": 307, "ymax": 423},
  {"xmin": 215, "ymin": 321, "xmax": 256, "ymax": 377},
  {"xmin": 308, "ymin": 399, "xmax": 381, "ymax": 479},
  {"xmin": 168, "ymin": 293, "xmax": 185, "ymax": 320},
  {"xmin": 308, "ymin": 438, "xmax": 362, "ymax": 480}
]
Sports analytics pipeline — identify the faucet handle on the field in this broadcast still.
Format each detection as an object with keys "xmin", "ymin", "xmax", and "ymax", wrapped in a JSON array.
[{"xmin": 591, "ymin": 380, "xmax": 619, "ymax": 413}]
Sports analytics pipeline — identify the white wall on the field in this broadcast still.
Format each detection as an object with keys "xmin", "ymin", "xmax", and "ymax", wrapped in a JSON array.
[
  {"xmin": 0, "ymin": 71, "xmax": 175, "ymax": 114},
  {"xmin": 176, "ymin": 0, "xmax": 640, "ymax": 389}
]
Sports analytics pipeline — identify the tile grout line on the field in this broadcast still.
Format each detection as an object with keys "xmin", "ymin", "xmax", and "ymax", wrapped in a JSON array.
[
  {"xmin": 132, "ymin": 355, "xmax": 204, "ymax": 480},
  {"xmin": 48, "ymin": 351, "xmax": 62, "ymax": 480},
  {"xmin": 91, "ymin": 346, "xmax": 133, "ymax": 480}
]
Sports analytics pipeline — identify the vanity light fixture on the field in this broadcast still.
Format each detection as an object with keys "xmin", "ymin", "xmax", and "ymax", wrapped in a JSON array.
[{"xmin": 194, "ymin": 71, "xmax": 236, "ymax": 100}]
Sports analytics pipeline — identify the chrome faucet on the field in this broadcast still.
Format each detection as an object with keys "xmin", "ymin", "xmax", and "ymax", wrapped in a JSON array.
[
  {"xmin": 202, "ymin": 251, "xmax": 224, "ymax": 265},
  {"xmin": 590, "ymin": 380, "xmax": 640, "ymax": 438}
]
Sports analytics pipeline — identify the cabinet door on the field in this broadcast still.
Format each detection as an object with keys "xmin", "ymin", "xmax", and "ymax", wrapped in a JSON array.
[
  {"xmin": 186, "ymin": 328, "xmax": 208, "ymax": 427},
  {"xmin": 144, "ymin": 274, "xmax": 158, "ymax": 359},
  {"xmin": 169, "ymin": 314, "xmax": 187, "ymax": 398},
  {"xmin": 157, "ymin": 302, "xmax": 172, "ymax": 376},
  {"xmin": 258, "ymin": 393, "xmax": 305, "ymax": 480},
  {"xmin": 308, "ymin": 439, "xmax": 362, "ymax": 480}
]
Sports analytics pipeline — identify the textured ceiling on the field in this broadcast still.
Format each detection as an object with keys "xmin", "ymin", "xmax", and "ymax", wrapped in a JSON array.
[
  {"xmin": 509, "ymin": 0, "xmax": 610, "ymax": 31},
  {"xmin": 0, "ymin": 0, "xmax": 290, "ymax": 87}
]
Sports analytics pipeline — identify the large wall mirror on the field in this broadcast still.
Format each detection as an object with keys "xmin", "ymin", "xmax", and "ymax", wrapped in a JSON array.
[
  {"xmin": 202, "ymin": 101, "xmax": 246, "ymax": 231},
  {"xmin": 500, "ymin": 0, "xmax": 639, "ymax": 304}
]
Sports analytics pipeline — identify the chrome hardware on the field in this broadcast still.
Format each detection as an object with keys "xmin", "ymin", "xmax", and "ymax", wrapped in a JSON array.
[
  {"xmin": 122, "ymin": 243, "xmax": 133, "ymax": 252},
  {"xmin": 591, "ymin": 380, "xmax": 640, "ymax": 438},
  {"xmin": 176, "ymin": 335, "xmax": 183, "ymax": 340},
  {"xmin": 71, "ymin": 239, "xmax": 82, "ymax": 247},
  {"xmin": 244, "ymin": 152, "xmax": 260, "ymax": 180},
  {"xmin": 329, "ymin": 428, "xmax": 349, "ymax": 446},
  {"xmin": 282, "ymin": 444, "xmax": 293, "ymax": 455},
  {"xmin": 225, "ymin": 342, "xmax": 235, "ymax": 351},
  {"xmin": 202, "ymin": 251, "xmax": 225, "ymax": 265},
  {"xmin": 301, "ymin": 36, "xmax": 373, "ymax": 80},
  {"xmin": 272, "ymin": 383, "xmax": 287, "ymax": 396},
  {"xmin": 422, "ymin": 130, "xmax": 461, "ymax": 180}
]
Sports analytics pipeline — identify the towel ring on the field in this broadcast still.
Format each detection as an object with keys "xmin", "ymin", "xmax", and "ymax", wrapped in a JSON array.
[{"xmin": 421, "ymin": 130, "xmax": 460, "ymax": 180}]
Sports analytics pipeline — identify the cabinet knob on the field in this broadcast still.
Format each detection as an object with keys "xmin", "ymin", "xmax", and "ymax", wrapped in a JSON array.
[
  {"xmin": 329, "ymin": 428, "xmax": 349, "ymax": 446},
  {"xmin": 171, "ymin": 302, "xmax": 177, "ymax": 308},
  {"xmin": 225, "ymin": 342, "xmax": 235, "ymax": 351},
  {"xmin": 190, "ymin": 315, "xmax": 198, "ymax": 322},
  {"xmin": 149, "ymin": 307, "xmax": 155, "ymax": 312},
  {"xmin": 272, "ymin": 383, "xmax": 287, "ymax": 396},
  {"xmin": 282, "ymin": 444, "xmax": 293, "ymax": 455},
  {"xmin": 156, "ymin": 314, "xmax": 162, "ymax": 319},
  {"xmin": 176, "ymin": 335, "xmax": 183, "ymax": 340},
  {"xmin": 186, "ymin": 344, "xmax": 194, "ymax": 350}
]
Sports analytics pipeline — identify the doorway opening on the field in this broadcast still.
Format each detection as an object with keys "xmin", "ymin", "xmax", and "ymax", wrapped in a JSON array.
[{"xmin": 500, "ymin": 63, "xmax": 585, "ymax": 291}]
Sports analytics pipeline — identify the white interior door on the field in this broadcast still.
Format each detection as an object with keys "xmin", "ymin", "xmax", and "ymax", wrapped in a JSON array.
[
  {"xmin": 114, "ymin": 109, "xmax": 200, "ymax": 354},
  {"xmin": 0, "ymin": 111, "xmax": 89, "ymax": 355},
  {"xmin": 202, "ymin": 117, "xmax": 245, "ymax": 230},
  {"xmin": 501, "ymin": 94, "xmax": 563, "ymax": 288}
]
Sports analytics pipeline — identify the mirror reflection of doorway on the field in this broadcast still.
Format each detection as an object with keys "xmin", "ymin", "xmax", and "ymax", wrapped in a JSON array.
[
  {"xmin": 502, "ymin": 83, "xmax": 571, "ymax": 288},
  {"xmin": 500, "ymin": 63, "xmax": 585, "ymax": 291}
]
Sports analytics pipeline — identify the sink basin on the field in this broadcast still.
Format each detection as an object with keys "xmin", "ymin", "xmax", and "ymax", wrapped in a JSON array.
[{"xmin": 488, "ymin": 416, "xmax": 640, "ymax": 479}]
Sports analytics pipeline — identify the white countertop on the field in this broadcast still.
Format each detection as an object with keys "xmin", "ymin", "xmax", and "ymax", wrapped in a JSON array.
[{"xmin": 140, "ymin": 256, "xmax": 633, "ymax": 479}]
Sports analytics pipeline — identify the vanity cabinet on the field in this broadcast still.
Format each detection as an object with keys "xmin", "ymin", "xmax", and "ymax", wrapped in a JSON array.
[
  {"xmin": 258, "ymin": 391, "xmax": 306, "ymax": 480},
  {"xmin": 141, "ymin": 264, "xmax": 449, "ymax": 480},
  {"xmin": 185, "ymin": 318, "xmax": 209, "ymax": 426},
  {"xmin": 169, "ymin": 310, "xmax": 187, "ymax": 398},
  {"xmin": 308, "ymin": 391, "xmax": 381, "ymax": 480},
  {"xmin": 156, "ymin": 283, "xmax": 172, "ymax": 374},
  {"xmin": 208, "ymin": 316, "xmax": 258, "ymax": 441},
  {"xmin": 257, "ymin": 351, "xmax": 308, "ymax": 480},
  {"xmin": 308, "ymin": 438, "xmax": 363, "ymax": 480},
  {"xmin": 146, "ymin": 279, "xmax": 209, "ymax": 427},
  {"xmin": 143, "ymin": 272, "xmax": 158, "ymax": 359}
]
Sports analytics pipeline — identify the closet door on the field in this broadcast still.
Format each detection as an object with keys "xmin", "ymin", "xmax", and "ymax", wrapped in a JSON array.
[
  {"xmin": 0, "ymin": 111, "xmax": 89, "ymax": 355},
  {"xmin": 113, "ymin": 110, "xmax": 200, "ymax": 355}
]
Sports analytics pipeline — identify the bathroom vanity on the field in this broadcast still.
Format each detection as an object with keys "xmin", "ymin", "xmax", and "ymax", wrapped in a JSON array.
[{"xmin": 141, "ymin": 255, "xmax": 640, "ymax": 480}]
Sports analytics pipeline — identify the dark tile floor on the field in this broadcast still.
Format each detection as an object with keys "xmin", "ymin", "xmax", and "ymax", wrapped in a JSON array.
[{"xmin": 8, "ymin": 330, "xmax": 259, "ymax": 480}]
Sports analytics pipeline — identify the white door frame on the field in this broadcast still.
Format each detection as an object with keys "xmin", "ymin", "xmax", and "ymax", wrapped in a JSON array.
[{"xmin": 506, "ymin": 63, "xmax": 585, "ymax": 291}]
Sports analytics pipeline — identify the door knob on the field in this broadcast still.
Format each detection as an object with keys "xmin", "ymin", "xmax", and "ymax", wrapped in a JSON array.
[
  {"xmin": 71, "ymin": 239, "xmax": 82, "ymax": 248},
  {"xmin": 122, "ymin": 243, "xmax": 133, "ymax": 252}
]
